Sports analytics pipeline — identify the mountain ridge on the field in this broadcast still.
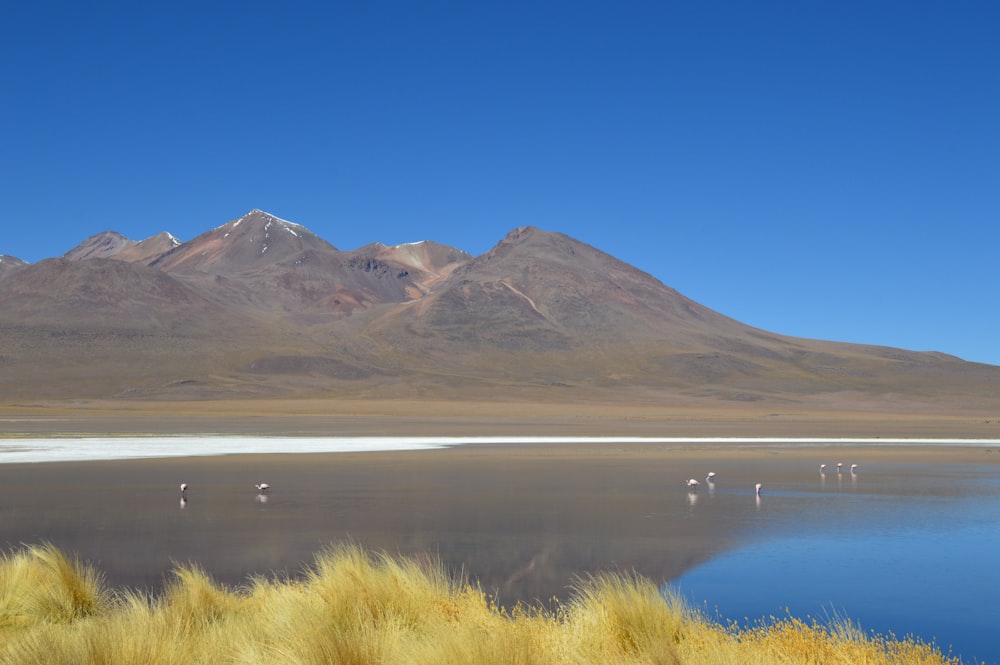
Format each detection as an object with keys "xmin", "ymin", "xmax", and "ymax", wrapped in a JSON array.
[{"xmin": 1, "ymin": 209, "xmax": 997, "ymax": 406}]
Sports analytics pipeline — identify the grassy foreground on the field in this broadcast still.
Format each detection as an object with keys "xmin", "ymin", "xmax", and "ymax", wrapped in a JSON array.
[{"xmin": 0, "ymin": 543, "xmax": 960, "ymax": 665}]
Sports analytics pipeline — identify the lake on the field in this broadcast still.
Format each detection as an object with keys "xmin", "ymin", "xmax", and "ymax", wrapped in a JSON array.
[
  {"xmin": 0, "ymin": 437, "xmax": 997, "ymax": 664},
  {"xmin": 672, "ymin": 454, "xmax": 1000, "ymax": 665}
]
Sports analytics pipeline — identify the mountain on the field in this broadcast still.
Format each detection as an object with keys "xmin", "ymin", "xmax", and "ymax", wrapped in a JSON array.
[
  {"xmin": 62, "ymin": 231, "xmax": 136, "ymax": 261},
  {"xmin": 143, "ymin": 210, "xmax": 473, "ymax": 318},
  {"xmin": 350, "ymin": 226, "xmax": 998, "ymax": 398},
  {"xmin": 113, "ymin": 232, "xmax": 183, "ymax": 263},
  {"xmin": 1, "ymin": 209, "xmax": 998, "ymax": 405},
  {"xmin": 62, "ymin": 230, "xmax": 183, "ymax": 264},
  {"xmin": 149, "ymin": 209, "xmax": 337, "ymax": 273},
  {"xmin": 0, "ymin": 255, "xmax": 293, "ymax": 399},
  {"xmin": 0, "ymin": 255, "xmax": 28, "ymax": 280}
]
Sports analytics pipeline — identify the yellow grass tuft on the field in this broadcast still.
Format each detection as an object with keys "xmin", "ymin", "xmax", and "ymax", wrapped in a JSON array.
[
  {"xmin": 0, "ymin": 542, "xmax": 965, "ymax": 665},
  {"xmin": 0, "ymin": 542, "xmax": 108, "ymax": 628}
]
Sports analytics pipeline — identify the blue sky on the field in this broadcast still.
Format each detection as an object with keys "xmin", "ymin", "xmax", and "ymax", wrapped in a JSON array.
[{"xmin": 2, "ymin": 1, "xmax": 998, "ymax": 366}]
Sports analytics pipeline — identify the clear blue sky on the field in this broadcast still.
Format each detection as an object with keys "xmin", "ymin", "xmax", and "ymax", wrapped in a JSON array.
[{"xmin": 3, "ymin": 1, "xmax": 997, "ymax": 366}]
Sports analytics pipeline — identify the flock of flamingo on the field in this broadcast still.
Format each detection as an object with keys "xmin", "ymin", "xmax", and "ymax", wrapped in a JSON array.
[
  {"xmin": 176, "ymin": 461, "xmax": 862, "ymax": 507},
  {"xmin": 685, "ymin": 461, "xmax": 859, "ymax": 498}
]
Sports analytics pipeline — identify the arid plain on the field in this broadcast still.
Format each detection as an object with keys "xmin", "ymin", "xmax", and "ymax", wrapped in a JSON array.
[{"xmin": 3, "ymin": 391, "xmax": 998, "ymax": 439}]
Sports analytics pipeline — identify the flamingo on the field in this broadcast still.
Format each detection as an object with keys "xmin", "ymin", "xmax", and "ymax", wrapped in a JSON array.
[
  {"xmin": 706, "ymin": 472, "xmax": 717, "ymax": 483},
  {"xmin": 755, "ymin": 482, "xmax": 763, "ymax": 496},
  {"xmin": 851, "ymin": 464, "xmax": 859, "ymax": 474},
  {"xmin": 686, "ymin": 478, "xmax": 699, "ymax": 489},
  {"xmin": 255, "ymin": 483, "xmax": 271, "ymax": 493},
  {"xmin": 836, "ymin": 462, "xmax": 844, "ymax": 473},
  {"xmin": 820, "ymin": 464, "xmax": 827, "ymax": 473},
  {"xmin": 180, "ymin": 483, "xmax": 188, "ymax": 494}
]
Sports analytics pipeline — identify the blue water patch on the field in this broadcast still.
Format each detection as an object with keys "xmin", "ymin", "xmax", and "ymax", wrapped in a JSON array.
[{"xmin": 672, "ymin": 492, "xmax": 1000, "ymax": 665}]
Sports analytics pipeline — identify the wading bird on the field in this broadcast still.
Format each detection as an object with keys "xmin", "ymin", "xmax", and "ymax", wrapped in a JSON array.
[
  {"xmin": 706, "ymin": 472, "xmax": 717, "ymax": 483},
  {"xmin": 820, "ymin": 464, "xmax": 827, "ymax": 473},
  {"xmin": 836, "ymin": 462, "xmax": 844, "ymax": 473},
  {"xmin": 851, "ymin": 464, "xmax": 859, "ymax": 474},
  {"xmin": 255, "ymin": 483, "xmax": 271, "ymax": 493},
  {"xmin": 180, "ymin": 483, "xmax": 188, "ymax": 494},
  {"xmin": 755, "ymin": 482, "xmax": 763, "ymax": 496},
  {"xmin": 686, "ymin": 478, "xmax": 699, "ymax": 489}
]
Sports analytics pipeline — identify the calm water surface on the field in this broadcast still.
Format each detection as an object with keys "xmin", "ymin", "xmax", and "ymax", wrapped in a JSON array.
[
  {"xmin": 674, "ymin": 461, "xmax": 1000, "ymax": 665},
  {"xmin": 0, "ymin": 439, "xmax": 997, "ymax": 664}
]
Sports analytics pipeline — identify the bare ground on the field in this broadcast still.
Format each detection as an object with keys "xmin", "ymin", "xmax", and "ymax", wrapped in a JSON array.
[{"xmin": 2, "ymin": 393, "xmax": 999, "ymax": 438}]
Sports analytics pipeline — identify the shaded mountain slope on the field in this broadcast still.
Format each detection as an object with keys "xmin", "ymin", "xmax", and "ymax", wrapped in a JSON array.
[
  {"xmin": 0, "ymin": 257, "xmax": 323, "ymax": 399},
  {"xmin": 0, "ymin": 258, "xmax": 233, "ymax": 332}
]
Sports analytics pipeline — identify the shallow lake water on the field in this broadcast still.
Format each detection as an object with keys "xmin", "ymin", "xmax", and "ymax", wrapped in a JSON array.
[
  {"xmin": 673, "ymin": 460, "xmax": 1000, "ymax": 665},
  {"xmin": 0, "ymin": 437, "xmax": 997, "ymax": 664}
]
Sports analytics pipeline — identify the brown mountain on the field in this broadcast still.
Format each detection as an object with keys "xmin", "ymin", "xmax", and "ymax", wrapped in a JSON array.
[
  {"xmin": 62, "ymin": 231, "xmax": 136, "ymax": 261},
  {"xmin": 350, "ymin": 226, "xmax": 999, "ymax": 399},
  {"xmin": 1, "ymin": 210, "xmax": 998, "ymax": 405},
  {"xmin": 150, "ymin": 209, "xmax": 338, "ymax": 273},
  {"xmin": 0, "ymin": 255, "xmax": 28, "ymax": 280},
  {"xmin": 142, "ymin": 210, "xmax": 470, "ymax": 319},
  {"xmin": 0, "ymin": 256, "xmax": 293, "ymax": 399},
  {"xmin": 113, "ymin": 232, "xmax": 183, "ymax": 263},
  {"xmin": 62, "ymin": 230, "xmax": 183, "ymax": 264}
]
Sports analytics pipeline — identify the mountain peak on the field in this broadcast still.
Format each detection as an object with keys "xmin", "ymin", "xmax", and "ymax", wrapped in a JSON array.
[
  {"xmin": 112, "ymin": 232, "xmax": 184, "ymax": 264},
  {"xmin": 238, "ymin": 208, "xmax": 303, "ymax": 227},
  {"xmin": 0, "ymin": 254, "xmax": 29, "ymax": 280},
  {"xmin": 472, "ymin": 226, "xmax": 578, "ymax": 268},
  {"xmin": 153, "ymin": 209, "xmax": 336, "ymax": 273},
  {"xmin": 63, "ymin": 231, "xmax": 137, "ymax": 261},
  {"xmin": 500, "ymin": 226, "xmax": 540, "ymax": 244}
]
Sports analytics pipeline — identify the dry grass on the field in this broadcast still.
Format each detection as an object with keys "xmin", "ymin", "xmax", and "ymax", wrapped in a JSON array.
[{"xmin": 0, "ymin": 542, "xmax": 964, "ymax": 665}]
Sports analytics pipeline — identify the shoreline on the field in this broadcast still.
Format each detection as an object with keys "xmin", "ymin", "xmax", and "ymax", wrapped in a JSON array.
[{"xmin": 2, "ymin": 435, "xmax": 1000, "ymax": 464}]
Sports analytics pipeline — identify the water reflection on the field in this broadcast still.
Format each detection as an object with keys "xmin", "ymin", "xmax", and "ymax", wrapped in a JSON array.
[{"xmin": 675, "ymin": 460, "xmax": 1000, "ymax": 665}]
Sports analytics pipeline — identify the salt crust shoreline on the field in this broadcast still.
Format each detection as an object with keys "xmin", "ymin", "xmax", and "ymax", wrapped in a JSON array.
[{"xmin": 1, "ymin": 436, "xmax": 998, "ymax": 464}]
